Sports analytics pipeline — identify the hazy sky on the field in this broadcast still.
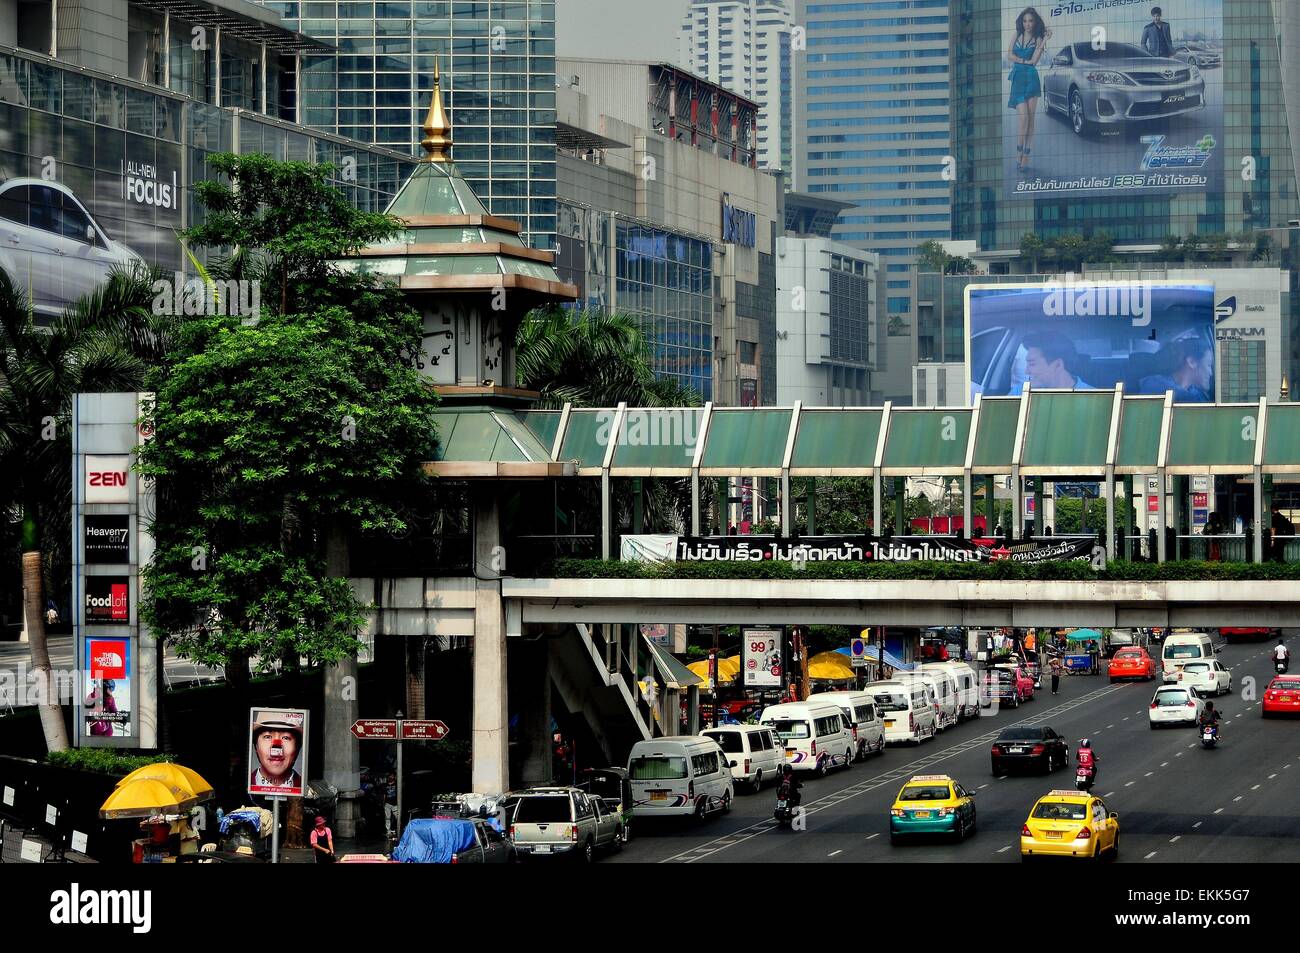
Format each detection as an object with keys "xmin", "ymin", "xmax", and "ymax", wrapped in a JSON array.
[{"xmin": 557, "ymin": 0, "xmax": 691, "ymax": 63}]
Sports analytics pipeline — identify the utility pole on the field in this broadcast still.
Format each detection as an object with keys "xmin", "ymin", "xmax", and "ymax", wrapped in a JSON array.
[{"xmin": 711, "ymin": 624, "xmax": 720, "ymax": 728}]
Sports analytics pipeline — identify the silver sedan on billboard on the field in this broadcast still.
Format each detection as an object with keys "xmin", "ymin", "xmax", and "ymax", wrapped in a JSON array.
[
  {"xmin": 1043, "ymin": 42, "xmax": 1206, "ymax": 137},
  {"xmin": 0, "ymin": 178, "xmax": 144, "ymax": 316}
]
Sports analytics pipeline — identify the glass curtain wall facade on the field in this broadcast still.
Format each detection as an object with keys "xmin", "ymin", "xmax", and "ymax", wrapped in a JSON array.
[
  {"xmin": 261, "ymin": 0, "xmax": 557, "ymax": 248},
  {"xmin": 797, "ymin": 0, "xmax": 952, "ymax": 340}
]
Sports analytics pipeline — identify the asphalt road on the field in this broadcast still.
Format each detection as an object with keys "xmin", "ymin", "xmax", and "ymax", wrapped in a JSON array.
[{"xmin": 613, "ymin": 632, "xmax": 1299, "ymax": 864}]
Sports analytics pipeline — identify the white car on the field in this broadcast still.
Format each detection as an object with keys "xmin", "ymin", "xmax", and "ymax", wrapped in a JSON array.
[
  {"xmin": 1148, "ymin": 685, "xmax": 1205, "ymax": 728},
  {"xmin": 0, "ymin": 178, "xmax": 144, "ymax": 316},
  {"xmin": 1175, "ymin": 660, "xmax": 1231, "ymax": 697}
]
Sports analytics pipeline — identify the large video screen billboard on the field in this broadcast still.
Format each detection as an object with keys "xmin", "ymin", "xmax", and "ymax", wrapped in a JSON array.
[
  {"xmin": 1002, "ymin": 0, "xmax": 1223, "ymax": 199},
  {"xmin": 966, "ymin": 281, "xmax": 1215, "ymax": 401}
]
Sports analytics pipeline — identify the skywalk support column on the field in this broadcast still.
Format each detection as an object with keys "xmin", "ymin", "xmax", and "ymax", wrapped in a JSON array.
[
  {"xmin": 324, "ymin": 522, "xmax": 361, "ymax": 836},
  {"xmin": 514, "ymin": 637, "xmax": 551, "ymax": 786},
  {"xmin": 472, "ymin": 483, "xmax": 509, "ymax": 794}
]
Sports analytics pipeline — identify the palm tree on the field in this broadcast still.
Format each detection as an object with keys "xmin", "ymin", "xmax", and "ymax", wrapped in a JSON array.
[{"xmin": 0, "ymin": 264, "xmax": 165, "ymax": 752}]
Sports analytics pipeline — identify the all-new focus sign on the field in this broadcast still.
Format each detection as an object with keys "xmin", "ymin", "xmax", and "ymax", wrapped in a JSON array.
[{"xmin": 85, "ymin": 576, "xmax": 129, "ymax": 625}]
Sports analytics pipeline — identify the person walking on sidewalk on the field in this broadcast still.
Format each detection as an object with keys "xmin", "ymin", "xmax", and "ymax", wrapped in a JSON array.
[
  {"xmin": 383, "ymin": 772, "xmax": 398, "ymax": 838},
  {"xmin": 1050, "ymin": 656, "xmax": 1062, "ymax": 695},
  {"xmin": 310, "ymin": 815, "xmax": 335, "ymax": 863}
]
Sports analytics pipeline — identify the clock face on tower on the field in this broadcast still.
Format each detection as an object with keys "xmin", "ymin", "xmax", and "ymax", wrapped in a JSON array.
[
  {"xmin": 422, "ymin": 306, "xmax": 456, "ymax": 385},
  {"xmin": 482, "ymin": 314, "xmax": 503, "ymax": 382}
]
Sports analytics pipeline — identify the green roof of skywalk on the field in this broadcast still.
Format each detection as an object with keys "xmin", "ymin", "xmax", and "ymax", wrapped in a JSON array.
[
  {"xmin": 700, "ymin": 409, "xmax": 794, "ymax": 474},
  {"xmin": 1021, "ymin": 391, "xmax": 1114, "ymax": 473},
  {"xmin": 790, "ymin": 409, "xmax": 882, "ymax": 474},
  {"xmin": 1263, "ymin": 404, "xmax": 1300, "ymax": 473},
  {"xmin": 972, "ymin": 398, "xmax": 1019, "ymax": 473},
  {"xmin": 431, "ymin": 406, "xmax": 556, "ymax": 463},
  {"xmin": 882, "ymin": 409, "xmax": 970, "ymax": 474}
]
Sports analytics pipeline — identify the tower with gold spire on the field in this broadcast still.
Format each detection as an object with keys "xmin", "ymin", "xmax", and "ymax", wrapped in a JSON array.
[{"xmin": 339, "ymin": 59, "xmax": 577, "ymax": 406}]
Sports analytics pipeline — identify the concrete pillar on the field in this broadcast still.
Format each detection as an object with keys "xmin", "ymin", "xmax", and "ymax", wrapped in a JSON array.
[
  {"xmin": 1123, "ymin": 475, "xmax": 1135, "ymax": 559},
  {"xmin": 323, "ymin": 523, "xmax": 360, "ymax": 836},
  {"xmin": 984, "ymin": 475, "xmax": 996, "ymax": 534},
  {"xmin": 1033, "ymin": 477, "xmax": 1045, "ymax": 537},
  {"xmin": 472, "ymin": 485, "xmax": 509, "ymax": 794},
  {"xmin": 517, "ymin": 639, "xmax": 552, "ymax": 787},
  {"xmin": 894, "ymin": 478, "xmax": 906, "ymax": 534},
  {"xmin": 686, "ymin": 685, "xmax": 700, "ymax": 735}
]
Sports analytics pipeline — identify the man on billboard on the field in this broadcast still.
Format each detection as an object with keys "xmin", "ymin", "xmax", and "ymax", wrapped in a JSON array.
[
  {"xmin": 248, "ymin": 709, "xmax": 307, "ymax": 796},
  {"xmin": 1024, "ymin": 333, "xmax": 1098, "ymax": 390},
  {"xmin": 1141, "ymin": 7, "xmax": 1175, "ymax": 58}
]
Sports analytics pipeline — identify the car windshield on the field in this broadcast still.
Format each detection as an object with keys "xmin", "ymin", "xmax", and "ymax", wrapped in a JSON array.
[
  {"xmin": 899, "ymin": 785, "xmax": 950, "ymax": 801},
  {"xmin": 1032, "ymin": 802, "xmax": 1088, "ymax": 820},
  {"xmin": 514, "ymin": 796, "xmax": 571, "ymax": 823},
  {"xmin": 1115, "ymin": 651, "xmax": 1142, "ymax": 659},
  {"xmin": 629, "ymin": 756, "xmax": 688, "ymax": 780},
  {"xmin": 1074, "ymin": 42, "xmax": 1151, "ymax": 61},
  {"xmin": 871, "ymin": 694, "xmax": 909, "ymax": 712},
  {"xmin": 997, "ymin": 728, "xmax": 1044, "ymax": 741},
  {"xmin": 1156, "ymin": 691, "xmax": 1191, "ymax": 706},
  {"xmin": 767, "ymin": 719, "xmax": 811, "ymax": 739},
  {"xmin": 1165, "ymin": 644, "xmax": 1204, "ymax": 659},
  {"xmin": 702, "ymin": 731, "xmax": 744, "ymax": 753}
]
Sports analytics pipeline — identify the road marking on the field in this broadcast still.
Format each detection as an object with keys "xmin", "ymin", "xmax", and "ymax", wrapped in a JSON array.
[
  {"xmin": 1144, "ymin": 851, "xmax": 1157, "ymax": 859},
  {"xmin": 1103, "ymin": 791, "xmax": 1116, "ymax": 797},
  {"xmin": 1144, "ymin": 771, "xmax": 1153, "ymax": 777},
  {"xmin": 659, "ymin": 682, "xmax": 1128, "ymax": 863},
  {"xmin": 978, "ymin": 784, "xmax": 989, "ymax": 789},
  {"xmin": 1124, "ymin": 781, "xmax": 1135, "ymax": 787},
  {"xmin": 1269, "ymin": 774, "xmax": 1277, "ymax": 780},
  {"xmin": 1122, "ymin": 716, "xmax": 1129, "ymax": 721},
  {"xmin": 866, "ymin": 833, "xmax": 879, "ymax": 840},
  {"xmin": 1193, "ymin": 821, "xmax": 1203, "ymax": 829},
  {"xmin": 1214, "ymin": 808, "xmax": 1224, "ymax": 814},
  {"xmin": 1233, "ymin": 796, "xmax": 1243, "ymax": 802},
  {"xmin": 1169, "ymin": 835, "xmax": 1181, "ymax": 843},
  {"xmin": 1188, "ymin": 744, "xmax": 1196, "ymax": 749},
  {"xmin": 1175, "ymin": 752, "xmax": 1183, "ymax": 757},
  {"xmin": 828, "ymin": 849, "xmax": 843, "ymax": 857},
  {"xmin": 1251, "ymin": 784, "xmax": 1261, "ymax": 790},
  {"xmin": 997, "ymin": 845, "xmax": 1012, "ymax": 853},
  {"xmin": 1160, "ymin": 761, "xmax": 1168, "ymax": 767},
  {"xmin": 1107, "ymin": 724, "xmax": 1115, "ymax": 729}
]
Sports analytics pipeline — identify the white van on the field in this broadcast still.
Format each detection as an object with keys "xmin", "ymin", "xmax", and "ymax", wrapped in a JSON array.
[
  {"xmin": 1161, "ymin": 632, "xmax": 1216, "ymax": 681},
  {"xmin": 920, "ymin": 661, "xmax": 980, "ymax": 720},
  {"xmin": 812, "ymin": 690, "xmax": 886, "ymax": 761},
  {"xmin": 893, "ymin": 669, "xmax": 959, "ymax": 731},
  {"xmin": 627, "ymin": 736, "xmax": 735, "ymax": 819},
  {"xmin": 701, "ymin": 724, "xmax": 783, "ymax": 793},
  {"xmin": 863, "ymin": 680, "xmax": 937, "ymax": 744},
  {"xmin": 759, "ymin": 702, "xmax": 855, "ymax": 776}
]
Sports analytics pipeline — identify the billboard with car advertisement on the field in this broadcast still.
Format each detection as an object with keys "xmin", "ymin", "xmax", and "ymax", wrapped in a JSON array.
[
  {"xmin": 965, "ymin": 281, "xmax": 1216, "ymax": 401},
  {"xmin": 1002, "ymin": 0, "xmax": 1223, "ymax": 199}
]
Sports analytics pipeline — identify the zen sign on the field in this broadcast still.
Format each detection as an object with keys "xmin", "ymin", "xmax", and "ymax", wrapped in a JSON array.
[
  {"xmin": 721, "ymin": 197, "xmax": 756, "ymax": 248},
  {"xmin": 85, "ymin": 455, "xmax": 131, "ymax": 503}
]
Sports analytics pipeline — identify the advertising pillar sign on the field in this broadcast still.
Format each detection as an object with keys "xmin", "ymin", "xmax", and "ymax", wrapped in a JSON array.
[
  {"xmin": 248, "ymin": 708, "xmax": 309, "ymax": 798},
  {"xmin": 742, "ymin": 628, "xmax": 783, "ymax": 688},
  {"xmin": 84, "ymin": 515, "xmax": 131, "ymax": 563}
]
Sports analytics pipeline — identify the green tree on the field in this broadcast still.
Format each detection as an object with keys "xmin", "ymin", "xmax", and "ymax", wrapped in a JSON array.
[
  {"xmin": 0, "ymin": 264, "xmax": 164, "ymax": 752},
  {"xmin": 916, "ymin": 239, "xmax": 977, "ymax": 276},
  {"xmin": 1019, "ymin": 232, "xmax": 1047, "ymax": 272},
  {"xmin": 138, "ymin": 154, "xmax": 439, "ymax": 777}
]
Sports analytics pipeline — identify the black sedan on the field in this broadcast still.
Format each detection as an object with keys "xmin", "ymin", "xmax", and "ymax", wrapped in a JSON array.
[{"xmin": 990, "ymin": 726, "xmax": 1069, "ymax": 776}]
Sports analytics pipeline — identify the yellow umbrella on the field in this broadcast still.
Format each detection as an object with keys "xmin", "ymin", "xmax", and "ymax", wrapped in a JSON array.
[
  {"xmin": 808, "ymin": 651, "xmax": 856, "ymax": 681},
  {"xmin": 115, "ymin": 762, "xmax": 215, "ymax": 800},
  {"xmin": 99, "ymin": 778, "xmax": 206, "ymax": 819},
  {"xmin": 687, "ymin": 656, "xmax": 741, "ymax": 685}
]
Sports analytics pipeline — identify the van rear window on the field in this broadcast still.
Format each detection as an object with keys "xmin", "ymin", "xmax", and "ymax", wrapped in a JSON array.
[
  {"xmin": 630, "ymin": 756, "xmax": 688, "ymax": 780},
  {"xmin": 872, "ymin": 694, "xmax": 908, "ymax": 712},
  {"xmin": 702, "ymin": 731, "xmax": 744, "ymax": 753},
  {"xmin": 1164, "ymin": 643, "xmax": 1203, "ymax": 659},
  {"xmin": 767, "ymin": 719, "xmax": 811, "ymax": 740}
]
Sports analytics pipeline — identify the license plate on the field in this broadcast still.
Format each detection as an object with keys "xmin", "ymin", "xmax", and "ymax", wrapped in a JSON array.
[
  {"xmin": 1010, "ymin": 747, "xmax": 1025, "ymax": 754},
  {"xmin": 1045, "ymin": 831, "xmax": 1062, "ymax": 839},
  {"xmin": 650, "ymin": 792, "xmax": 667, "ymax": 802},
  {"xmin": 913, "ymin": 811, "xmax": 931, "ymax": 819},
  {"xmin": 1281, "ymin": 696, "xmax": 1294, "ymax": 702},
  {"xmin": 533, "ymin": 844, "xmax": 552, "ymax": 853},
  {"xmin": 785, "ymin": 750, "xmax": 796, "ymax": 759},
  {"xmin": 884, "ymin": 720, "xmax": 895, "ymax": 728},
  {"xmin": 1163, "ymin": 94, "xmax": 1186, "ymax": 104},
  {"xmin": 777, "ymin": 800, "xmax": 787, "ymax": 809}
]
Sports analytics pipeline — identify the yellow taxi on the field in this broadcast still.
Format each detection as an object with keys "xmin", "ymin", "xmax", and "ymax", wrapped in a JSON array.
[
  {"xmin": 1020, "ymin": 790, "xmax": 1119, "ymax": 860},
  {"xmin": 889, "ymin": 774, "xmax": 977, "ymax": 843}
]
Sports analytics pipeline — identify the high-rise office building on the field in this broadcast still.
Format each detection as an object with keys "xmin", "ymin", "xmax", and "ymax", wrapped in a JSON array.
[
  {"xmin": 679, "ymin": 0, "xmax": 793, "ymax": 175},
  {"xmin": 941, "ymin": 0, "xmax": 1300, "ymax": 392},
  {"xmin": 257, "ymin": 0, "xmax": 558, "ymax": 248},
  {"xmin": 794, "ymin": 0, "xmax": 952, "ymax": 402}
]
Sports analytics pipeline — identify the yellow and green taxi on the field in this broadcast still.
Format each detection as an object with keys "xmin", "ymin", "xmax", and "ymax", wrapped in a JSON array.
[
  {"xmin": 1020, "ymin": 790, "xmax": 1119, "ymax": 860},
  {"xmin": 889, "ymin": 774, "xmax": 977, "ymax": 843}
]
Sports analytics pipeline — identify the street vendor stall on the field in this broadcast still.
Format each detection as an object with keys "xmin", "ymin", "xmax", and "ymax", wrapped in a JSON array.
[
  {"xmin": 99, "ymin": 762, "xmax": 215, "ymax": 863},
  {"xmin": 1063, "ymin": 629, "xmax": 1105, "ymax": 675}
]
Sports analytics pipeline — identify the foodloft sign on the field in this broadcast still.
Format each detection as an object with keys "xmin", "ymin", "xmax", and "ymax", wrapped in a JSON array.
[
  {"xmin": 84, "ymin": 455, "xmax": 131, "ymax": 503},
  {"xmin": 85, "ymin": 577, "xmax": 130, "ymax": 625},
  {"xmin": 721, "ymin": 194, "xmax": 756, "ymax": 248}
]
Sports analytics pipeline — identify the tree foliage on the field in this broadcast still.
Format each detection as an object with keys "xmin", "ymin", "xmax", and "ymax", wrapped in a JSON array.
[{"xmin": 139, "ymin": 153, "xmax": 439, "ymax": 672}]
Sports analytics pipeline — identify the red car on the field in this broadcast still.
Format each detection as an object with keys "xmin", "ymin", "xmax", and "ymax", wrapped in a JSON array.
[
  {"xmin": 1262, "ymin": 676, "xmax": 1300, "ymax": 717},
  {"xmin": 993, "ymin": 663, "xmax": 1035, "ymax": 702},
  {"xmin": 1109, "ymin": 647, "xmax": 1157, "ymax": 682}
]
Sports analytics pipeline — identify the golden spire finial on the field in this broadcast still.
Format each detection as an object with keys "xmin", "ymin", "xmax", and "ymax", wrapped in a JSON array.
[
  {"xmin": 1283, "ymin": 374, "xmax": 1291, "ymax": 401},
  {"xmin": 420, "ymin": 56, "xmax": 452, "ymax": 163}
]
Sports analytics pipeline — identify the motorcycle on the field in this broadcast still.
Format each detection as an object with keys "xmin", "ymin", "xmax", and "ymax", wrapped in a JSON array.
[
  {"xmin": 1074, "ymin": 763, "xmax": 1095, "ymax": 792},
  {"xmin": 1200, "ymin": 724, "xmax": 1218, "ymax": 749},
  {"xmin": 774, "ymin": 781, "xmax": 799, "ymax": 828},
  {"xmin": 1276, "ymin": 658, "xmax": 1289, "ymax": 675}
]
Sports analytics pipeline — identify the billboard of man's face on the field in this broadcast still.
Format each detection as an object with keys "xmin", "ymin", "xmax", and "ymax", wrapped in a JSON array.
[{"xmin": 248, "ymin": 708, "xmax": 308, "ymax": 797}]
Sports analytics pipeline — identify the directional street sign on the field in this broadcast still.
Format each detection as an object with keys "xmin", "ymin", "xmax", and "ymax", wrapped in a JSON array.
[
  {"xmin": 400, "ymin": 720, "xmax": 450, "ymax": 741},
  {"xmin": 350, "ymin": 719, "xmax": 397, "ymax": 740}
]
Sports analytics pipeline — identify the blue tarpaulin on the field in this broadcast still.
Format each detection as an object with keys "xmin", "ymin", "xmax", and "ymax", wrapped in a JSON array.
[
  {"xmin": 219, "ymin": 809, "xmax": 266, "ymax": 835},
  {"xmin": 835, "ymin": 645, "xmax": 914, "ymax": 671},
  {"xmin": 392, "ymin": 818, "xmax": 478, "ymax": 864}
]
